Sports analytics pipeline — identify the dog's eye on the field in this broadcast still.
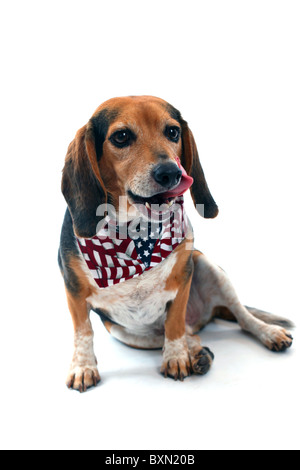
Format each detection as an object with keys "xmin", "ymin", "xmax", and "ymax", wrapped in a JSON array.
[
  {"xmin": 110, "ymin": 130, "xmax": 132, "ymax": 147},
  {"xmin": 166, "ymin": 126, "xmax": 180, "ymax": 143}
]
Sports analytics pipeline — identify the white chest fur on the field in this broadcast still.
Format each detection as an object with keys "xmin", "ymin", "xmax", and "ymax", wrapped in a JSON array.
[{"xmin": 81, "ymin": 250, "xmax": 179, "ymax": 335}]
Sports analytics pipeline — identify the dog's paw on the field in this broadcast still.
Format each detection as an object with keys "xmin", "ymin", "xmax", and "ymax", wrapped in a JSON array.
[
  {"xmin": 160, "ymin": 356, "xmax": 191, "ymax": 381},
  {"xmin": 186, "ymin": 334, "xmax": 214, "ymax": 375},
  {"xmin": 161, "ymin": 335, "xmax": 214, "ymax": 381},
  {"xmin": 190, "ymin": 347, "xmax": 214, "ymax": 375},
  {"xmin": 261, "ymin": 325, "xmax": 293, "ymax": 352},
  {"xmin": 66, "ymin": 365, "xmax": 101, "ymax": 392},
  {"xmin": 160, "ymin": 336, "xmax": 191, "ymax": 381}
]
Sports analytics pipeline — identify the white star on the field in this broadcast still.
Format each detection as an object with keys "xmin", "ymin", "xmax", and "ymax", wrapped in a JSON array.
[
  {"xmin": 150, "ymin": 232, "xmax": 155, "ymax": 238},
  {"xmin": 143, "ymin": 237, "xmax": 148, "ymax": 242},
  {"xmin": 143, "ymin": 250, "xmax": 150, "ymax": 257},
  {"xmin": 137, "ymin": 242, "xmax": 142, "ymax": 248},
  {"xmin": 149, "ymin": 243, "xmax": 154, "ymax": 249}
]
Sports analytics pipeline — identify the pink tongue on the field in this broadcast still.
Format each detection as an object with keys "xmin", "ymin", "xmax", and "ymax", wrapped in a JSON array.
[{"xmin": 163, "ymin": 159, "xmax": 194, "ymax": 198}]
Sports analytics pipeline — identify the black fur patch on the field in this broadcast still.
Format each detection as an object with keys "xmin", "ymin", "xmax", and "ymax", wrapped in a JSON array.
[
  {"xmin": 61, "ymin": 109, "xmax": 119, "ymax": 239},
  {"xmin": 165, "ymin": 103, "xmax": 182, "ymax": 125},
  {"xmin": 91, "ymin": 108, "xmax": 119, "ymax": 160},
  {"xmin": 58, "ymin": 208, "xmax": 81, "ymax": 296},
  {"xmin": 93, "ymin": 308, "xmax": 119, "ymax": 326},
  {"xmin": 183, "ymin": 253, "xmax": 194, "ymax": 283}
]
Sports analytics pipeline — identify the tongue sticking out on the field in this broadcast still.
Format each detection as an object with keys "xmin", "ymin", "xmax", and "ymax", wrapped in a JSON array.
[{"xmin": 163, "ymin": 157, "xmax": 194, "ymax": 198}]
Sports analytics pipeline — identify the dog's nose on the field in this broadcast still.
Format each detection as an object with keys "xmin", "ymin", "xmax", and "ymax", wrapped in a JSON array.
[{"xmin": 152, "ymin": 163, "xmax": 182, "ymax": 189}]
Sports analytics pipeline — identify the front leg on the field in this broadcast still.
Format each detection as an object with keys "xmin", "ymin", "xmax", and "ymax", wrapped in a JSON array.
[
  {"xmin": 65, "ymin": 289, "xmax": 101, "ymax": 392},
  {"xmin": 161, "ymin": 245, "xmax": 214, "ymax": 381}
]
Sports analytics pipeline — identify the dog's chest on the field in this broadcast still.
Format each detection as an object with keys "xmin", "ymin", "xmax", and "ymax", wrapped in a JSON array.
[{"xmin": 85, "ymin": 251, "xmax": 179, "ymax": 332}]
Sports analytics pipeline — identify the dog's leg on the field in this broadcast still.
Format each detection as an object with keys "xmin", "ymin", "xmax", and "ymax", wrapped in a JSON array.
[
  {"xmin": 223, "ymin": 302, "xmax": 293, "ymax": 352},
  {"xmin": 160, "ymin": 245, "xmax": 214, "ymax": 380},
  {"xmin": 65, "ymin": 289, "xmax": 101, "ymax": 392},
  {"xmin": 59, "ymin": 211, "xmax": 100, "ymax": 391},
  {"xmin": 243, "ymin": 306, "xmax": 294, "ymax": 329},
  {"xmin": 160, "ymin": 246, "xmax": 193, "ymax": 380},
  {"xmin": 62, "ymin": 254, "xmax": 101, "ymax": 392},
  {"xmin": 160, "ymin": 276, "xmax": 192, "ymax": 381},
  {"xmin": 191, "ymin": 252, "xmax": 293, "ymax": 352}
]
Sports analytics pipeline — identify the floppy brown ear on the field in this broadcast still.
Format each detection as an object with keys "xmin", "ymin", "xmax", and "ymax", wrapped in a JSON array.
[
  {"xmin": 62, "ymin": 121, "xmax": 107, "ymax": 238},
  {"xmin": 180, "ymin": 119, "xmax": 219, "ymax": 218}
]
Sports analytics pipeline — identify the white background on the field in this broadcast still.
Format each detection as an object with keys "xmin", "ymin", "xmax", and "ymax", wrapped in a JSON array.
[{"xmin": 0, "ymin": 0, "xmax": 299, "ymax": 451}]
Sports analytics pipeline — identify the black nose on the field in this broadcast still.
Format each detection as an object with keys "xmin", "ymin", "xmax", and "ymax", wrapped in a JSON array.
[{"xmin": 152, "ymin": 163, "xmax": 182, "ymax": 189}]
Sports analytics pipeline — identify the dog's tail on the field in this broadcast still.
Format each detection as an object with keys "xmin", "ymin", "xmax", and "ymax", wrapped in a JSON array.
[{"xmin": 216, "ymin": 305, "xmax": 295, "ymax": 329}]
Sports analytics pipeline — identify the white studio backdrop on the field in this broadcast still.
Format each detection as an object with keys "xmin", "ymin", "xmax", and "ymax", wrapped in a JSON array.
[{"xmin": 0, "ymin": 0, "xmax": 299, "ymax": 450}]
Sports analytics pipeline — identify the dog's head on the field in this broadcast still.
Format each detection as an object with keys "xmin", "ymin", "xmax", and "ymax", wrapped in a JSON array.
[{"xmin": 62, "ymin": 96, "xmax": 218, "ymax": 238}]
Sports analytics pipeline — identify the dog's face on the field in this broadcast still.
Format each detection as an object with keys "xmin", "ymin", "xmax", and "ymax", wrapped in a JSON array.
[
  {"xmin": 62, "ymin": 96, "xmax": 218, "ymax": 238},
  {"xmin": 98, "ymin": 96, "xmax": 185, "ymax": 209}
]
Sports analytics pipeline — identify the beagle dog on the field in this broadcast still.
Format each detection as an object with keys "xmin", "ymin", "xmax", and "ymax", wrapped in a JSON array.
[{"xmin": 59, "ymin": 96, "xmax": 293, "ymax": 392}]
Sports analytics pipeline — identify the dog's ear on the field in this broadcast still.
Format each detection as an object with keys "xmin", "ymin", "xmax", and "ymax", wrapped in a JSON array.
[
  {"xmin": 180, "ymin": 119, "xmax": 219, "ymax": 218},
  {"xmin": 62, "ymin": 121, "xmax": 107, "ymax": 238}
]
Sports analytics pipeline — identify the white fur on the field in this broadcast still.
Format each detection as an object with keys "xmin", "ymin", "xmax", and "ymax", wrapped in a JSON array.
[
  {"xmin": 162, "ymin": 335, "xmax": 189, "ymax": 365},
  {"xmin": 163, "ymin": 333, "xmax": 202, "ymax": 360},
  {"xmin": 80, "ymin": 248, "xmax": 179, "ymax": 336},
  {"xmin": 109, "ymin": 324, "xmax": 165, "ymax": 349},
  {"xmin": 66, "ymin": 319, "xmax": 100, "ymax": 386},
  {"xmin": 192, "ymin": 254, "xmax": 293, "ymax": 348}
]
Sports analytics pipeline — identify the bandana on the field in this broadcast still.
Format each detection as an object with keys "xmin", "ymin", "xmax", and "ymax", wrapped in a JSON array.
[{"xmin": 77, "ymin": 197, "xmax": 190, "ymax": 289}]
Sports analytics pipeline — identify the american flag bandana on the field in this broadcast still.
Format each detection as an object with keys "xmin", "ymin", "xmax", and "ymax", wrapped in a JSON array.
[{"xmin": 76, "ymin": 197, "xmax": 190, "ymax": 289}]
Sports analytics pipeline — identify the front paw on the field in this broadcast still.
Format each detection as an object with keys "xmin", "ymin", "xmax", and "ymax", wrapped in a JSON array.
[
  {"xmin": 66, "ymin": 365, "xmax": 101, "ymax": 392},
  {"xmin": 160, "ymin": 336, "xmax": 191, "ymax": 381},
  {"xmin": 160, "ymin": 356, "xmax": 192, "ymax": 381}
]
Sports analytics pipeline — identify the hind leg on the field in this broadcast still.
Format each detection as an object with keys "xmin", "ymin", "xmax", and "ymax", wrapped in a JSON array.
[{"xmin": 188, "ymin": 251, "xmax": 293, "ymax": 352}]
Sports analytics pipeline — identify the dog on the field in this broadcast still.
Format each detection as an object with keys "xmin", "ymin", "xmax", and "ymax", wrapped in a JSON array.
[{"xmin": 59, "ymin": 96, "xmax": 293, "ymax": 392}]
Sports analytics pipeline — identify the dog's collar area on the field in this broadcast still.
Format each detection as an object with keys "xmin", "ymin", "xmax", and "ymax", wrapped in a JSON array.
[
  {"xmin": 104, "ymin": 196, "xmax": 184, "ymax": 235},
  {"xmin": 76, "ymin": 198, "xmax": 189, "ymax": 289}
]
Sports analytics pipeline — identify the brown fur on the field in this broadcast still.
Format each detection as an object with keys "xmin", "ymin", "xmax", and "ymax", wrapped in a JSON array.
[{"xmin": 165, "ymin": 240, "xmax": 194, "ymax": 341}]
